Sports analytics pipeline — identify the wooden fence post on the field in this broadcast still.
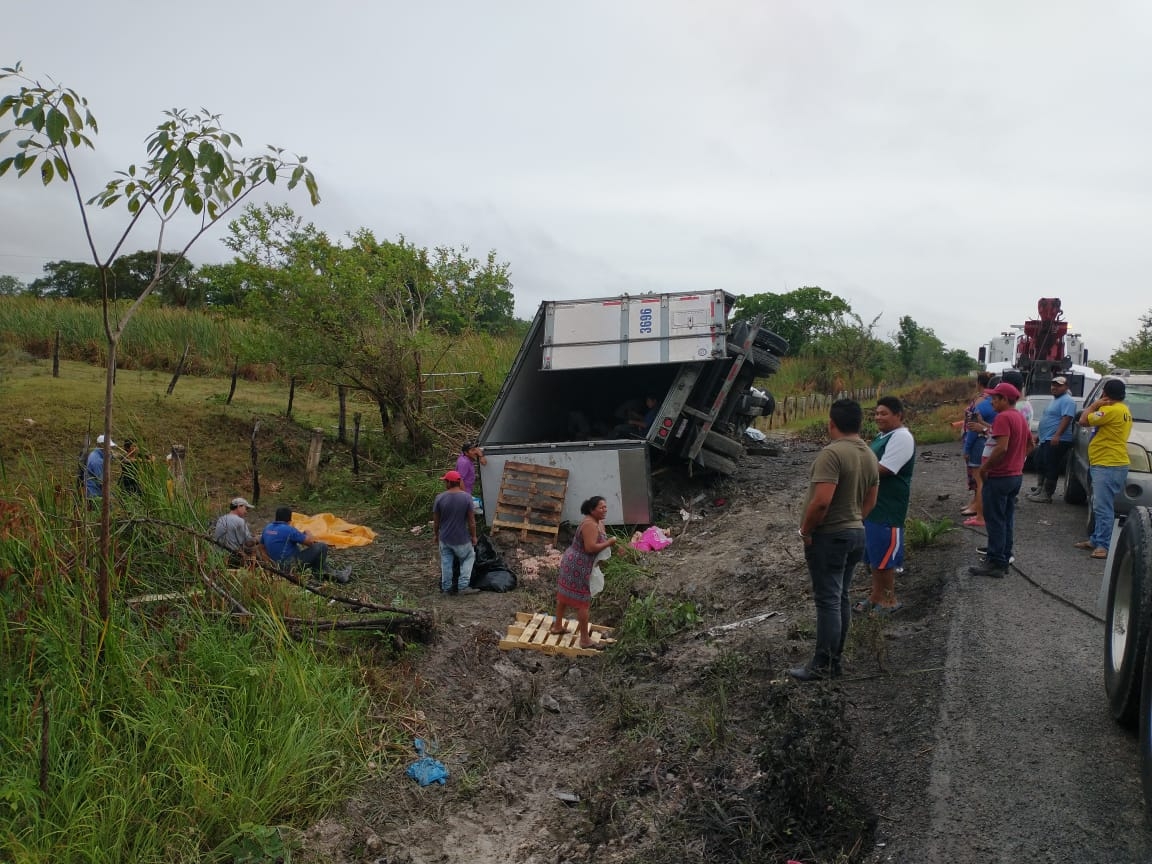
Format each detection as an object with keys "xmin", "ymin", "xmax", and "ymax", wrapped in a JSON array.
[
  {"xmin": 337, "ymin": 386, "xmax": 347, "ymax": 443},
  {"xmin": 249, "ymin": 422, "xmax": 261, "ymax": 506},
  {"xmin": 166, "ymin": 343, "xmax": 190, "ymax": 396},
  {"xmin": 286, "ymin": 376, "xmax": 296, "ymax": 418},
  {"xmin": 352, "ymin": 412, "xmax": 362, "ymax": 475},
  {"xmin": 52, "ymin": 329, "xmax": 60, "ymax": 378},
  {"xmin": 306, "ymin": 428, "xmax": 324, "ymax": 487},
  {"xmin": 226, "ymin": 360, "xmax": 239, "ymax": 405}
]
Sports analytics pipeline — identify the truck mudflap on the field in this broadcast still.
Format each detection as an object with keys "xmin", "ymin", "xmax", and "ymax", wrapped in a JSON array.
[{"xmin": 477, "ymin": 440, "xmax": 651, "ymax": 527}]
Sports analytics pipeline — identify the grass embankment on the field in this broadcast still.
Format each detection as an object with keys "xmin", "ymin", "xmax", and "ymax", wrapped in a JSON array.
[{"xmin": 0, "ymin": 465, "xmax": 405, "ymax": 862}]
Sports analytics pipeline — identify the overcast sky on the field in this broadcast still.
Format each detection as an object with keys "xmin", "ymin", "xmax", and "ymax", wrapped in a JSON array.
[{"xmin": 3, "ymin": 1, "xmax": 1150, "ymax": 361}]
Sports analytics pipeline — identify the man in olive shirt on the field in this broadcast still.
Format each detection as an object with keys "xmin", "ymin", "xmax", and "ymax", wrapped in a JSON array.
[{"xmin": 790, "ymin": 399, "xmax": 880, "ymax": 682}]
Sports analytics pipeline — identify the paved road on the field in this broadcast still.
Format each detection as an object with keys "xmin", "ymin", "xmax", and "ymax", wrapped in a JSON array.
[{"xmin": 901, "ymin": 447, "xmax": 1152, "ymax": 863}]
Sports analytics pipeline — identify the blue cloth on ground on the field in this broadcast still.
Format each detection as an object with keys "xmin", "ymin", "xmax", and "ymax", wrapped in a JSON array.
[{"xmin": 406, "ymin": 738, "xmax": 449, "ymax": 786}]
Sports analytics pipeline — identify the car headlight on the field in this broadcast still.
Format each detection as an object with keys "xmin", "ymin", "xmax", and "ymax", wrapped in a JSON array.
[{"xmin": 1127, "ymin": 443, "xmax": 1152, "ymax": 473}]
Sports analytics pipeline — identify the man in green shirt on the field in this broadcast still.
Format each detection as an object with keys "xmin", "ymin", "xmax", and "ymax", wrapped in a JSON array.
[{"xmin": 790, "ymin": 399, "xmax": 880, "ymax": 681}]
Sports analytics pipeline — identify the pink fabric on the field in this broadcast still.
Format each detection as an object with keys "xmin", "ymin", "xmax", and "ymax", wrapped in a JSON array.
[{"xmin": 630, "ymin": 526, "xmax": 673, "ymax": 552}]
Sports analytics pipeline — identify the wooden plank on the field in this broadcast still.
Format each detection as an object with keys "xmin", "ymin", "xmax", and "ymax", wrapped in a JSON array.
[
  {"xmin": 126, "ymin": 589, "xmax": 204, "ymax": 605},
  {"xmin": 504, "ymin": 461, "xmax": 571, "ymax": 480},
  {"xmin": 498, "ymin": 611, "xmax": 615, "ymax": 656}
]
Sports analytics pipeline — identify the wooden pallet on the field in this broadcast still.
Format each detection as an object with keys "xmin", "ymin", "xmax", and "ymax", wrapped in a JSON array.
[
  {"xmin": 499, "ymin": 612, "xmax": 616, "ymax": 657},
  {"xmin": 490, "ymin": 461, "xmax": 569, "ymax": 542}
]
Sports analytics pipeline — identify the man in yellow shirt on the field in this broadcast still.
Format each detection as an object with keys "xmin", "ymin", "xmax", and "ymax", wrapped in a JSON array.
[{"xmin": 1074, "ymin": 379, "xmax": 1133, "ymax": 559}]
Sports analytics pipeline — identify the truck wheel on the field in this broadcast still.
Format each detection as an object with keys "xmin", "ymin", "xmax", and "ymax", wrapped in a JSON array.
[
  {"xmin": 728, "ymin": 322, "xmax": 788, "ymax": 357},
  {"xmin": 727, "ymin": 343, "xmax": 780, "ymax": 375},
  {"xmin": 1065, "ymin": 458, "xmax": 1088, "ymax": 505},
  {"xmin": 1138, "ymin": 629, "xmax": 1152, "ymax": 807},
  {"xmin": 753, "ymin": 328, "xmax": 789, "ymax": 356},
  {"xmin": 1105, "ymin": 509, "xmax": 1152, "ymax": 727},
  {"xmin": 703, "ymin": 431, "xmax": 744, "ymax": 459},
  {"xmin": 697, "ymin": 448, "xmax": 737, "ymax": 475}
]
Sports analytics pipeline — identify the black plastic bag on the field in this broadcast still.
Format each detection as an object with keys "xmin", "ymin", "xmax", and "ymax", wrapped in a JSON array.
[
  {"xmin": 451, "ymin": 535, "xmax": 517, "ymax": 592},
  {"xmin": 474, "ymin": 535, "xmax": 507, "ymax": 572},
  {"xmin": 470, "ymin": 567, "xmax": 517, "ymax": 593}
]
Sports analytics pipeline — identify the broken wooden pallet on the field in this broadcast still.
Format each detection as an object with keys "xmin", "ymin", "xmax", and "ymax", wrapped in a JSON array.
[
  {"xmin": 490, "ymin": 461, "xmax": 569, "ymax": 542},
  {"xmin": 499, "ymin": 611, "xmax": 615, "ymax": 657}
]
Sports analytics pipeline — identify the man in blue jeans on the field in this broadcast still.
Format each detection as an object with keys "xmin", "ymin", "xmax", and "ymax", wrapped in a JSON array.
[
  {"xmin": 1026, "ymin": 376, "xmax": 1077, "ymax": 503},
  {"xmin": 790, "ymin": 399, "xmax": 879, "ymax": 682},
  {"xmin": 1074, "ymin": 378, "xmax": 1133, "ymax": 559},
  {"xmin": 970, "ymin": 382, "xmax": 1034, "ymax": 578},
  {"xmin": 433, "ymin": 470, "xmax": 479, "ymax": 595}
]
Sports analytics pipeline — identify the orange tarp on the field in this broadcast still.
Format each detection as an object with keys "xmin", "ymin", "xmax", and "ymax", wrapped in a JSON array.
[{"xmin": 289, "ymin": 512, "xmax": 377, "ymax": 548}]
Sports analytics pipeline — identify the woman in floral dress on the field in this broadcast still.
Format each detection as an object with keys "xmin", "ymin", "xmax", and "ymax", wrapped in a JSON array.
[{"xmin": 550, "ymin": 496, "xmax": 616, "ymax": 648}]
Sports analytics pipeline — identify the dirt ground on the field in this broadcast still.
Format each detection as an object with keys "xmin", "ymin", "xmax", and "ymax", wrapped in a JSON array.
[{"xmin": 287, "ymin": 431, "xmax": 1151, "ymax": 863}]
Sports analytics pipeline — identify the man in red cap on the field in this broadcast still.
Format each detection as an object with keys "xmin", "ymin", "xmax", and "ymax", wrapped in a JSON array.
[
  {"xmin": 970, "ymin": 382, "xmax": 1034, "ymax": 578},
  {"xmin": 433, "ymin": 469, "xmax": 479, "ymax": 594}
]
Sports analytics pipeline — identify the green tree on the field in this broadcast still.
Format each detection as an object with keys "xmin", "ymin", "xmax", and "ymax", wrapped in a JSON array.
[
  {"xmin": 425, "ymin": 245, "xmax": 515, "ymax": 334},
  {"xmin": 1111, "ymin": 310, "xmax": 1152, "ymax": 370},
  {"xmin": 943, "ymin": 348, "xmax": 978, "ymax": 376},
  {"xmin": 806, "ymin": 313, "xmax": 892, "ymax": 391},
  {"xmin": 111, "ymin": 250, "xmax": 202, "ymax": 307},
  {"xmin": 0, "ymin": 62, "xmax": 318, "ymax": 627},
  {"xmin": 0, "ymin": 273, "xmax": 27, "ymax": 295},
  {"xmin": 733, "ymin": 286, "xmax": 852, "ymax": 354},
  {"xmin": 28, "ymin": 258, "xmax": 102, "ymax": 299},
  {"xmin": 895, "ymin": 315, "xmax": 921, "ymax": 377}
]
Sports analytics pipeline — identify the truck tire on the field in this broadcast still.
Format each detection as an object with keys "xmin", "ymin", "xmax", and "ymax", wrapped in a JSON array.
[
  {"xmin": 727, "ymin": 343, "xmax": 780, "ymax": 376},
  {"xmin": 754, "ymin": 328, "xmax": 789, "ymax": 356},
  {"xmin": 1138, "ymin": 627, "xmax": 1152, "ymax": 807},
  {"xmin": 1065, "ymin": 457, "xmax": 1088, "ymax": 505},
  {"xmin": 1105, "ymin": 508, "xmax": 1152, "ymax": 727},
  {"xmin": 703, "ymin": 431, "xmax": 744, "ymax": 459},
  {"xmin": 729, "ymin": 321, "xmax": 789, "ymax": 357},
  {"xmin": 696, "ymin": 448, "xmax": 738, "ymax": 475}
]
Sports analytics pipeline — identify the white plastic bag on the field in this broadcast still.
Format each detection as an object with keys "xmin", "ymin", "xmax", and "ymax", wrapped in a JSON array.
[{"xmin": 590, "ymin": 546, "xmax": 611, "ymax": 597}]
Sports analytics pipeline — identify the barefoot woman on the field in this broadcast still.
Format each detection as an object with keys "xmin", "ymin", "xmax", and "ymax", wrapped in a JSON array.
[{"xmin": 551, "ymin": 496, "xmax": 617, "ymax": 648}]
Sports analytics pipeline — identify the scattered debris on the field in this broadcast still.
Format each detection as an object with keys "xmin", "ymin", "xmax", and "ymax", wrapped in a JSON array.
[
  {"xmin": 405, "ymin": 739, "xmax": 448, "ymax": 787},
  {"xmin": 697, "ymin": 610, "xmax": 782, "ymax": 639}
]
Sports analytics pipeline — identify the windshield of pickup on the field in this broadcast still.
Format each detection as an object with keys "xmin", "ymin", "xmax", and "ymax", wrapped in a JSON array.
[{"xmin": 1125, "ymin": 384, "xmax": 1152, "ymax": 422}]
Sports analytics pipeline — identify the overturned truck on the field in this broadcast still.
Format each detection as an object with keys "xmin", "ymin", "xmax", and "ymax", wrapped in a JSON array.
[{"xmin": 476, "ymin": 291, "xmax": 787, "ymax": 525}]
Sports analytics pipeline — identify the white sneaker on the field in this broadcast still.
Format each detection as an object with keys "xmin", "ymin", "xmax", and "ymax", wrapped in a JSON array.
[{"xmin": 976, "ymin": 545, "xmax": 1015, "ymax": 564}]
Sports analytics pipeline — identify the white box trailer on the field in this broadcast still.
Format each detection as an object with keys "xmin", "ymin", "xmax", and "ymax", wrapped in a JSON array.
[{"xmin": 477, "ymin": 291, "xmax": 785, "ymax": 526}]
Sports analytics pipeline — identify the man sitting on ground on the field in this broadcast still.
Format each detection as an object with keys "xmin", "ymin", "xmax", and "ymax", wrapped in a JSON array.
[
  {"xmin": 262, "ymin": 506, "xmax": 352, "ymax": 583},
  {"xmin": 213, "ymin": 497, "xmax": 259, "ymax": 566}
]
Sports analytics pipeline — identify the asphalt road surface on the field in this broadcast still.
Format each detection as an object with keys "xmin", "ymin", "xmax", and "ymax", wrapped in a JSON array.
[{"xmin": 899, "ymin": 444, "xmax": 1152, "ymax": 863}]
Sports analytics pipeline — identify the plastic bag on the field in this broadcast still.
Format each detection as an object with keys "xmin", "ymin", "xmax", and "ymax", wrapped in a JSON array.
[
  {"xmin": 406, "ymin": 738, "xmax": 449, "ymax": 786},
  {"xmin": 630, "ymin": 525, "xmax": 673, "ymax": 552},
  {"xmin": 590, "ymin": 546, "xmax": 610, "ymax": 596},
  {"xmin": 471, "ymin": 568, "xmax": 517, "ymax": 592}
]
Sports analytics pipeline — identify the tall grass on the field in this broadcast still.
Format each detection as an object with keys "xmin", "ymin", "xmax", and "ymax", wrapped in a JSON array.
[
  {"xmin": 0, "ymin": 459, "xmax": 382, "ymax": 863},
  {"xmin": 0, "ymin": 297, "xmax": 287, "ymax": 379}
]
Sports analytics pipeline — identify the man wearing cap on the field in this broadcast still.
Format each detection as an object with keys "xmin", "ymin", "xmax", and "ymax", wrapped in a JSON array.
[
  {"xmin": 83, "ymin": 434, "xmax": 117, "ymax": 501},
  {"xmin": 1027, "ymin": 376, "xmax": 1077, "ymax": 503},
  {"xmin": 1074, "ymin": 379, "xmax": 1133, "ymax": 559},
  {"xmin": 456, "ymin": 441, "xmax": 487, "ymax": 497},
  {"xmin": 213, "ymin": 497, "xmax": 258, "ymax": 566},
  {"xmin": 433, "ymin": 469, "xmax": 479, "ymax": 595},
  {"xmin": 970, "ymin": 382, "xmax": 1034, "ymax": 578}
]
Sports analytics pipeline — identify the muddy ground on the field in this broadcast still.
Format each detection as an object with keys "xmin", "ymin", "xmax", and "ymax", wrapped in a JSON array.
[{"xmin": 293, "ymin": 433, "xmax": 1152, "ymax": 863}]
